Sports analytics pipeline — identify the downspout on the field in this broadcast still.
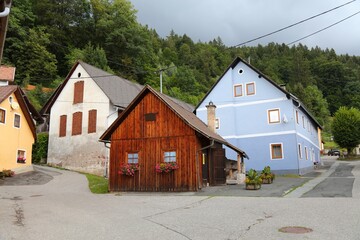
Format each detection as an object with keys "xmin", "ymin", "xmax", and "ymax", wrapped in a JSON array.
[
  {"xmin": 0, "ymin": 7, "xmax": 10, "ymax": 17},
  {"xmin": 195, "ymin": 139, "xmax": 215, "ymax": 190},
  {"xmin": 102, "ymin": 141, "xmax": 111, "ymax": 178},
  {"xmin": 294, "ymin": 100, "xmax": 301, "ymax": 175}
]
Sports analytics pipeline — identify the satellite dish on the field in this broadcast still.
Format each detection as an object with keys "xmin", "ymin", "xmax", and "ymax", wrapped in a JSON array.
[
  {"xmin": 282, "ymin": 114, "xmax": 288, "ymax": 123},
  {"xmin": 11, "ymin": 102, "xmax": 19, "ymax": 110}
]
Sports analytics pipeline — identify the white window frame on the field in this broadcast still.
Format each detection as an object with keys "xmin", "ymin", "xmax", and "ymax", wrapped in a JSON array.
[
  {"xmin": 246, "ymin": 82, "xmax": 256, "ymax": 96},
  {"xmin": 268, "ymin": 109, "xmax": 281, "ymax": 124},
  {"xmin": 17, "ymin": 149, "xmax": 26, "ymax": 164},
  {"xmin": 233, "ymin": 84, "xmax": 243, "ymax": 97},
  {"xmin": 0, "ymin": 107, "xmax": 6, "ymax": 125},
  {"xmin": 270, "ymin": 143, "xmax": 283, "ymax": 160},
  {"xmin": 14, "ymin": 113, "xmax": 21, "ymax": 128}
]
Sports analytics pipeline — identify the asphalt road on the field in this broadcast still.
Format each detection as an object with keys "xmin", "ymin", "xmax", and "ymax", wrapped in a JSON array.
[{"xmin": 1, "ymin": 157, "xmax": 360, "ymax": 240}]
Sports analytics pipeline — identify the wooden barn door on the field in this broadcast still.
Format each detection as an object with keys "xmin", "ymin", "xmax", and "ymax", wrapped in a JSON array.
[{"xmin": 211, "ymin": 148, "xmax": 226, "ymax": 185}]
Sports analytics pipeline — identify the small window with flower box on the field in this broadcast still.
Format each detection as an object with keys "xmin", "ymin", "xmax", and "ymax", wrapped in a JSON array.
[
  {"xmin": 17, "ymin": 150, "xmax": 26, "ymax": 164},
  {"xmin": 164, "ymin": 151, "xmax": 176, "ymax": 162},
  {"xmin": 127, "ymin": 153, "xmax": 139, "ymax": 164}
]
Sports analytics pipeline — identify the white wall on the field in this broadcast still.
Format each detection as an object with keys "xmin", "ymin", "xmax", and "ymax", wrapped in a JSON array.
[{"xmin": 47, "ymin": 64, "xmax": 117, "ymax": 175}]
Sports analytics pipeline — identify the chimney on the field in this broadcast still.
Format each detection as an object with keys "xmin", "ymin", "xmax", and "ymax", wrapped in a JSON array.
[{"xmin": 206, "ymin": 101, "xmax": 216, "ymax": 132}]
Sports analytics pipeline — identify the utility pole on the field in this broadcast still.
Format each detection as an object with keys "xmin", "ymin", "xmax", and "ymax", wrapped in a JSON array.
[{"xmin": 155, "ymin": 66, "xmax": 175, "ymax": 93}]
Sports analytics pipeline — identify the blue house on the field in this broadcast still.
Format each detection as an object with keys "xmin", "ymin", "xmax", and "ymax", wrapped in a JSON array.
[{"xmin": 195, "ymin": 57, "xmax": 323, "ymax": 175}]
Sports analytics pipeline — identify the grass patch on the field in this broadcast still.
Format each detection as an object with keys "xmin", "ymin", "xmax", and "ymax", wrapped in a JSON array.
[
  {"xmin": 337, "ymin": 156, "xmax": 360, "ymax": 161},
  {"xmin": 84, "ymin": 173, "xmax": 109, "ymax": 194}
]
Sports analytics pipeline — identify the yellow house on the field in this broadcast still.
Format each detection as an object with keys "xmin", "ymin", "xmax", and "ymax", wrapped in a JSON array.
[{"xmin": 0, "ymin": 85, "xmax": 36, "ymax": 172}]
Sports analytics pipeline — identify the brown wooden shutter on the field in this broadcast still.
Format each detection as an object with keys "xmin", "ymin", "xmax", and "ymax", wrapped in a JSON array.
[
  {"xmin": 73, "ymin": 81, "xmax": 84, "ymax": 104},
  {"xmin": 88, "ymin": 109, "xmax": 97, "ymax": 133},
  {"xmin": 72, "ymin": 112, "xmax": 82, "ymax": 135},
  {"xmin": 59, "ymin": 115, "xmax": 67, "ymax": 137}
]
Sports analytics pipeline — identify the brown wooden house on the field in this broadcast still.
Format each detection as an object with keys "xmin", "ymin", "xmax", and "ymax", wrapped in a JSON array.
[{"xmin": 100, "ymin": 85, "xmax": 247, "ymax": 192}]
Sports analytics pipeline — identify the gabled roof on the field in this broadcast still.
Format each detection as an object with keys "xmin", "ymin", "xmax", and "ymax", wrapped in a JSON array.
[
  {"xmin": 0, "ymin": 85, "xmax": 37, "ymax": 139},
  {"xmin": 100, "ymin": 85, "xmax": 247, "ymax": 157},
  {"xmin": 41, "ymin": 61, "xmax": 194, "ymax": 115},
  {"xmin": 195, "ymin": 56, "xmax": 322, "ymax": 129},
  {"xmin": 79, "ymin": 61, "xmax": 143, "ymax": 108},
  {"xmin": 0, "ymin": 66, "xmax": 15, "ymax": 82}
]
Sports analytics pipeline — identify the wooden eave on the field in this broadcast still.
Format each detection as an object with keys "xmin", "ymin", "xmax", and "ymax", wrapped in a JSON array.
[
  {"xmin": 40, "ymin": 61, "xmax": 80, "ymax": 115},
  {"xmin": 0, "ymin": 86, "xmax": 37, "ymax": 139},
  {"xmin": 99, "ymin": 85, "xmax": 247, "ymax": 158}
]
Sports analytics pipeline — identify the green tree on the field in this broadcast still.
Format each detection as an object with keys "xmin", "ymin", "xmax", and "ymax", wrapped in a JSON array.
[
  {"xmin": 14, "ymin": 27, "xmax": 58, "ymax": 86},
  {"xmin": 31, "ymin": 0, "xmax": 93, "ymax": 75},
  {"xmin": 300, "ymin": 85, "xmax": 329, "ymax": 126},
  {"xmin": 65, "ymin": 43, "xmax": 112, "ymax": 72},
  {"xmin": 332, "ymin": 107, "xmax": 360, "ymax": 155}
]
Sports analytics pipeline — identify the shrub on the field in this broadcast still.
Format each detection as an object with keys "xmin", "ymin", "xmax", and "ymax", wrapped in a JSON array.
[
  {"xmin": 3, "ymin": 169, "xmax": 15, "ymax": 177},
  {"xmin": 32, "ymin": 133, "xmax": 49, "ymax": 164}
]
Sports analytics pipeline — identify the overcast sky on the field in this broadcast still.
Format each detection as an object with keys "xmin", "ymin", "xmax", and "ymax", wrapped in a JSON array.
[{"xmin": 129, "ymin": 0, "xmax": 360, "ymax": 56}]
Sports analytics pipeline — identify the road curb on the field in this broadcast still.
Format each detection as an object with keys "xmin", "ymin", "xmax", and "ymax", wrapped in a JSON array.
[{"xmin": 284, "ymin": 161, "xmax": 339, "ymax": 198}]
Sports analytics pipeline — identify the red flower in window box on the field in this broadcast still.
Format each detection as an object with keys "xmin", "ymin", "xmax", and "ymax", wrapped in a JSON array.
[
  {"xmin": 17, "ymin": 157, "xmax": 26, "ymax": 164},
  {"xmin": 118, "ymin": 163, "xmax": 139, "ymax": 176},
  {"xmin": 155, "ymin": 162, "xmax": 179, "ymax": 173}
]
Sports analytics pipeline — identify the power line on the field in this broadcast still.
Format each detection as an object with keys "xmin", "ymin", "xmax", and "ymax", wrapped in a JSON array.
[
  {"xmin": 233, "ymin": 0, "xmax": 357, "ymax": 47},
  {"xmin": 287, "ymin": 10, "xmax": 360, "ymax": 45}
]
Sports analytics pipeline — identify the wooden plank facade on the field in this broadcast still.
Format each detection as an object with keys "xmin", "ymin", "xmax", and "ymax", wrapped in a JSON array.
[
  {"xmin": 101, "ymin": 86, "xmax": 246, "ymax": 192},
  {"xmin": 109, "ymin": 92, "xmax": 204, "ymax": 191}
]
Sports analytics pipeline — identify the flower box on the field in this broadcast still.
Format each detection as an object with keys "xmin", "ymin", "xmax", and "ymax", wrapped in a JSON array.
[
  {"xmin": 245, "ymin": 169, "xmax": 262, "ymax": 190},
  {"xmin": 17, "ymin": 157, "xmax": 26, "ymax": 164},
  {"xmin": 260, "ymin": 166, "xmax": 275, "ymax": 184},
  {"xmin": 118, "ymin": 163, "xmax": 139, "ymax": 176},
  {"xmin": 155, "ymin": 162, "xmax": 179, "ymax": 173}
]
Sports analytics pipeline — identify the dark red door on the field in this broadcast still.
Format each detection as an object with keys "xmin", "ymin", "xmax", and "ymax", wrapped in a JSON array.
[{"xmin": 211, "ymin": 148, "xmax": 226, "ymax": 185}]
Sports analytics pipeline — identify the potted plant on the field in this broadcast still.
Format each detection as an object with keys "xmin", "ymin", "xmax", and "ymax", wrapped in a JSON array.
[
  {"xmin": 261, "ymin": 166, "xmax": 275, "ymax": 184},
  {"xmin": 155, "ymin": 162, "xmax": 179, "ymax": 173},
  {"xmin": 118, "ymin": 163, "xmax": 139, "ymax": 177},
  {"xmin": 245, "ymin": 169, "xmax": 262, "ymax": 190}
]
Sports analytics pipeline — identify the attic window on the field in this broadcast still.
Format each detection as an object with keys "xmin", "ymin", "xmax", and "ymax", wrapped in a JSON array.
[
  {"xmin": 145, "ymin": 113, "xmax": 156, "ymax": 121},
  {"xmin": 238, "ymin": 69, "xmax": 244, "ymax": 74},
  {"xmin": 78, "ymin": 72, "xmax": 81, "ymax": 78}
]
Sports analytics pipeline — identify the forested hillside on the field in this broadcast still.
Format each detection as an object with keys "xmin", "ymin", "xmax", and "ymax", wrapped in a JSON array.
[{"xmin": 3, "ymin": 0, "xmax": 360, "ymax": 130}]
